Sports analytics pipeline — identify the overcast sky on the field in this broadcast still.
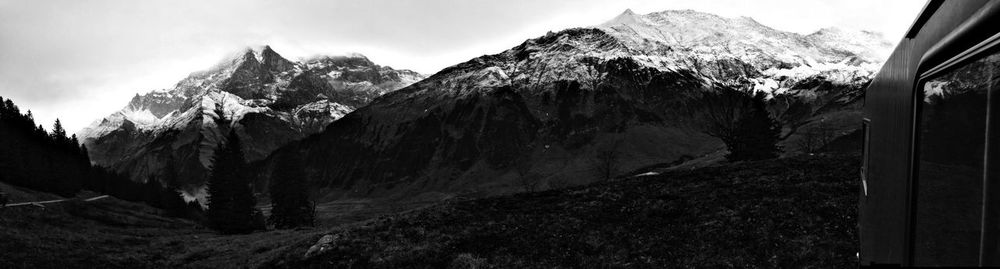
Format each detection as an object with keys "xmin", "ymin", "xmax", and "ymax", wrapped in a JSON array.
[{"xmin": 0, "ymin": 0, "xmax": 926, "ymax": 134}]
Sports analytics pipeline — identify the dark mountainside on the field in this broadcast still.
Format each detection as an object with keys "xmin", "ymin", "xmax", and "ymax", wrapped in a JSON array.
[
  {"xmin": 258, "ymin": 10, "xmax": 888, "ymax": 202},
  {"xmin": 78, "ymin": 47, "xmax": 424, "ymax": 202}
]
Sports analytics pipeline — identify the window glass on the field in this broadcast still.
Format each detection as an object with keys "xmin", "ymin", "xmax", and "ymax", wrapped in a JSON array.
[{"xmin": 913, "ymin": 52, "xmax": 1000, "ymax": 266}]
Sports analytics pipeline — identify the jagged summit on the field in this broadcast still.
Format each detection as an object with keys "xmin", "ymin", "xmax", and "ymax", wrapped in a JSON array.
[
  {"xmin": 303, "ymin": 53, "xmax": 377, "ymax": 69},
  {"xmin": 208, "ymin": 45, "xmax": 295, "ymax": 75},
  {"xmin": 604, "ymin": 8, "xmax": 644, "ymax": 26},
  {"xmin": 78, "ymin": 45, "xmax": 426, "ymax": 202},
  {"xmin": 302, "ymin": 52, "xmax": 379, "ymax": 65}
]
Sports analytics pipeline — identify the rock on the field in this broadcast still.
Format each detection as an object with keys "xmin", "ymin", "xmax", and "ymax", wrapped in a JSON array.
[{"xmin": 304, "ymin": 234, "xmax": 337, "ymax": 258}]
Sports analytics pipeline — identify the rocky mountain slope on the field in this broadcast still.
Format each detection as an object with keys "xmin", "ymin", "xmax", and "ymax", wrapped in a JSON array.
[
  {"xmin": 257, "ymin": 9, "xmax": 891, "ymax": 202},
  {"xmin": 78, "ymin": 46, "xmax": 424, "ymax": 202}
]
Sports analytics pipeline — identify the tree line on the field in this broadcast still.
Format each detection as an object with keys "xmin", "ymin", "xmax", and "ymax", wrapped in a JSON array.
[
  {"xmin": 0, "ymin": 96, "xmax": 199, "ymax": 217},
  {"xmin": 205, "ymin": 103, "xmax": 314, "ymax": 234}
]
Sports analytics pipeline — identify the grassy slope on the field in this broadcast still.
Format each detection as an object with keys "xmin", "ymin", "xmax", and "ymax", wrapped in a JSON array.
[
  {"xmin": 265, "ymin": 154, "xmax": 861, "ymax": 268},
  {"xmin": 0, "ymin": 190, "xmax": 437, "ymax": 268},
  {"xmin": 0, "ymin": 154, "xmax": 859, "ymax": 268}
]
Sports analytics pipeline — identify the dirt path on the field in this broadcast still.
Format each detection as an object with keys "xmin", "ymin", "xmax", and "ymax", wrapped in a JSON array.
[{"xmin": 3, "ymin": 195, "xmax": 109, "ymax": 208}]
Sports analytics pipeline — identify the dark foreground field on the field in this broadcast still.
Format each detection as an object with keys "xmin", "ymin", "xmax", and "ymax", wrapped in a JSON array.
[
  {"xmin": 0, "ymin": 154, "xmax": 860, "ymax": 268},
  {"xmin": 268, "ymin": 154, "xmax": 860, "ymax": 268}
]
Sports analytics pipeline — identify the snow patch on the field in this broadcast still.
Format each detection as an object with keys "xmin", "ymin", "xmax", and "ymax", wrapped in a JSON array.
[{"xmin": 633, "ymin": 171, "xmax": 660, "ymax": 177}]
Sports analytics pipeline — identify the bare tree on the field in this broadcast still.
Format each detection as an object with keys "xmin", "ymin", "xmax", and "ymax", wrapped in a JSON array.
[
  {"xmin": 689, "ymin": 86, "xmax": 756, "ymax": 144},
  {"xmin": 795, "ymin": 120, "xmax": 837, "ymax": 154},
  {"xmin": 593, "ymin": 139, "xmax": 623, "ymax": 182},
  {"xmin": 690, "ymin": 86, "xmax": 781, "ymax": 161},
  {"xmin": 514, "ymin": 160, "xmax": 540, "ymax": 193}
]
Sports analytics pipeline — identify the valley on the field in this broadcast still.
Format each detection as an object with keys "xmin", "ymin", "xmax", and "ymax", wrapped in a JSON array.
[{"xmin": 0, "ymin": 5, "xmax": 896, "ymax": 268}]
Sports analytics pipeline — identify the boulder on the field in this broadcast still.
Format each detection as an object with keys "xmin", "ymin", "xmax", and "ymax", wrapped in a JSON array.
[{"xmin": 304, "ymin": 234, "xmax": 337, "ymax": 258}]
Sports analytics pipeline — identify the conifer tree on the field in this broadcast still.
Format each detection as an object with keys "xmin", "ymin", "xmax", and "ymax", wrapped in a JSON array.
[
  {"xmin": 726, "ymin": 92, "xmax": 782, "ymax": 161},
  {"xmin": 268, "ymin": 153, "xmax": 315, "ymax": 229},
  {"xmin": 51, "ymin": 118, "xmax": 67, "ymax": 144},
  {"xmin": 206, "ymin": 130, "xmax": 257, "ymax": 234}
]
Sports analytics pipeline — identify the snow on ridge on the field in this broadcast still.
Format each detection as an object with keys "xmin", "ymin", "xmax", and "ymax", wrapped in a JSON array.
[
  {"xmin": 301, "ymin": 52, "xmax": 371, "ymax": 65},
  {"xmin": 199, "ymin": 90, "xmax": 269, "ymax": 128},
  {"xmin": 591, "ymin": 8, "xmax": 893, "ymax": 85},
  {"xmin": 598, "ymin": 9, "xmax": 892, "ymax": 63},
  {"xmin": 249, "ymin": 45, "xmax": 269, "ymax": 63},
  {"xmin": 294, "ymin": 99, "xmax": 353, "ymax": 120},
  {"xmin": 83, "ymin": 45, "xmax": 424, "ymax": 141},
  {"xmin": 77, "ymin": 101, "xmax": 177, "ymax": 140}
]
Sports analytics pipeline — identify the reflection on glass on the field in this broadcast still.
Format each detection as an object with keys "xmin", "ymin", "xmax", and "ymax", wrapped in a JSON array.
[{"xmin": 913, "ymin": 53, "xmax": 999, "ymax": 266}]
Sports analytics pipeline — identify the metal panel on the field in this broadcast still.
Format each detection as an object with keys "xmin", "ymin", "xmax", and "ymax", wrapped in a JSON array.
[
  {"xmin": 861, "ymin": 38, "xmax": 915, "ymax": 265},
  {"xmin": 860, "ymin": 0, "xmax": 992, "ymax": 265}
]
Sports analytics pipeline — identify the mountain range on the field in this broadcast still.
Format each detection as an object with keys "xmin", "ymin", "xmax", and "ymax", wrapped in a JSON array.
[
  {"xmin": 80, "ymin": 9, "xmax": 892, "ymax": 203},
  {"xmin": 254, "ymin": 9, "xmax": 892, "ymax": 201},
  {"xmin": 78, "ymin": 46, "xmax": 424, "ymax": 202}
]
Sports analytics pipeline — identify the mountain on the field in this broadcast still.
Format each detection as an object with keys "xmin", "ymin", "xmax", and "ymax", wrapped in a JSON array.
[
  {"xmin": 594, "ymin": 9, "xmax": 891, "ymax": 151},
  {"xmin": 255, "ymin": 9, "xmax": 891, "ymax": 202},
  {"xmin": 78, "ymin": 46, "xmax": 424, "ymax": 202},
  {"xmin": 254, "ymin": 9, "xmax": 891, "ymax": 202},
  {"xmin": 599, "ymin": 9, "xmax": 890, "ymax": 85}
]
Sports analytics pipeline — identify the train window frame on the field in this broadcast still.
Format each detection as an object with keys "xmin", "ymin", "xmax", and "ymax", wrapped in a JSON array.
[
  {"xmin": 862, "ymin": 118, "xmax": 871, "ymax": 197},
  {"xmin": 908, "ymin": 31, "xmax": 1000, "ymax": 266}
]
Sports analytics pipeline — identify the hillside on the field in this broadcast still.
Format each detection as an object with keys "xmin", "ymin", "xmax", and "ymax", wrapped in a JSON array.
[
  {"xmin": 0, "ymin": 153, "xmax": 860, "ymax": 268},
  {"xmin": 263, "ymin": 153, "xmax": 860, "ymax": 268},
  {"xmin": 0, "ymin": 188, "xmax": 404, "ymax": 268}
]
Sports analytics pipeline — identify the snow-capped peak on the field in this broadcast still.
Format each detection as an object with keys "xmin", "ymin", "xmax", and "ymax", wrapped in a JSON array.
[
  {"xmin": 602, "ymin": 9, "xmax": 645, "ymax": 27},
  {"xmin": 79, "ymin": 45, "xmax": 425, "ymax": 141},
  {"xmin": 248, "ymin": 45, "xmax": 270, "ymax": 63},
  {"xmin": 344, "ymin": 52, "xmax": 369, "ymax": 59},
  {"xmin": 301, "ymin": 52, "xmax": 372, "ymax": 64},
  {"xmin": 591, "ymin": 8, "xmax": 893, "ymax": 83}
]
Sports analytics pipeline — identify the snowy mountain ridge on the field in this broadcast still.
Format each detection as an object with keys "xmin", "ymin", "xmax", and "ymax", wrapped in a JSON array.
[
  {"xmin": 386, "ymin": 9, "xmax": 893, "ymax": 105},
  {"xmin": 254, "ymin": 9, "xmax": 891, "ymax": 202},
  {"xmin": 79, "ymin": 46, "xmax": 418, "ymax": 140},
  {"xmin": 599, "ymin": 9, "xmax": 892, "ymax": 67},
  {"xmin": 596, "ymin": 9, "xmax": 893, "ymax": 94},
  {"xmin": 78, "ymin": 45, "xmax": 425, "ymax": 202}
]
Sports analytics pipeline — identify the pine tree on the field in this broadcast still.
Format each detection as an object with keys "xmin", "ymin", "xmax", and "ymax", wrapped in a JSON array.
[
  {"xmin": 726, "ymin": 92, "xmax": 782, "ymax": 161},
  {"xmin": 0, "ymin": 99, "xmax": 84, "ymax": 196},
  {"xmin": 268, "ymin": 152, "xmax": 315, "ymax": 229},
  {"xmin": 51, "ymin": 118, "xmax": 67, "ymax": 144},
  {"xmin": 206, "ymin": 130, "xmax": 258, "ymax": 234}
]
